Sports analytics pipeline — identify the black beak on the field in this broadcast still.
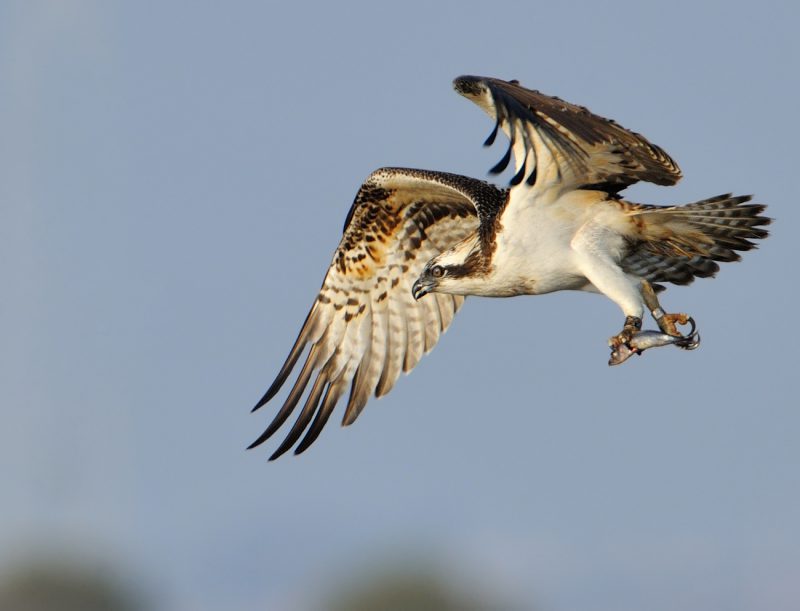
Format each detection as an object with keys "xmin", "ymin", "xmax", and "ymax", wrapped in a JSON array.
[{"xmin": 412, "ymin": 277, "xmax": 433, "ymax": 300}]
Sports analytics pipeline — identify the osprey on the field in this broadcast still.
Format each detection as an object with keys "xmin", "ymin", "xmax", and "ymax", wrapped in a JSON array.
[{"xmin": 251, "ymin": 75, "xmax": 770, "ymax": 459}]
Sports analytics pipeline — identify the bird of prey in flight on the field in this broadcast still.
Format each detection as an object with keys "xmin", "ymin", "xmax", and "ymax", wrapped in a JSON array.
[{"xmin": 250, "ymin": 75, "xmax": 770, "ymax": 460}]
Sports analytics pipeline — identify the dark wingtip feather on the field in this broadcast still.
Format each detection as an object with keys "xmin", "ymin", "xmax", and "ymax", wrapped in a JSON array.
[
  {"xmin": 252, "ymin": 318, "xmax": 313, "ymax": 412},
  {"xmin": 247, "ymin": 407, "xmax": 291, "ymax": 450},
  {"xmin": 267, "ymin": 377, "xmax": 327, "ymax": 460},
  {"xmin": 342, "ymin": 391, "xmax": 368, "ymax": 426},
  {"xmin": 483, "ymin": 119, "xmax": 500, "ymax": 147},
  {"xmin": 489, "ymin": 142, "xmax": 513, "ymax": 175},
  {"xmin": 341, "ymin": 367, "xmax": 370, "ymax": 426},
  {"xmin": 294, "ymin": 383, "xmax": 343, "ymax": 455},
  {"xmin": 252, "ymin": 386, "xmax": 278, "ymax": 413},
  {"xmin": 268, "ymin": 445, "xmax": 288, "ymax": 461},
  {"xmin": 248, "ymin": 392, "xmax": 305, "ymax": 450},
  {"xmin": 247, "ymin": 432, "xmax": 270, "ymax": 451},
  {"xmin": 252, "ymin": 366, "xmax": 294, "ymax": 412},
  {"xmin": 509, "ymin": 153, "xmax": 528, "ymax": 186}
]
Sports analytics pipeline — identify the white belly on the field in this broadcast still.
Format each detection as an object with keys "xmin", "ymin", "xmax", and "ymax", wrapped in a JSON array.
[{"xmin": 483, "ymin": 189, "xmax": 616, "ymax": 296}]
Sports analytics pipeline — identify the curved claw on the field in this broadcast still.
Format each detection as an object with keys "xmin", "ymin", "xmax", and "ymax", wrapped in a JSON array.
[{"xmin": 673, "ymin": 317, "xmax": 701, "ymax": 350}]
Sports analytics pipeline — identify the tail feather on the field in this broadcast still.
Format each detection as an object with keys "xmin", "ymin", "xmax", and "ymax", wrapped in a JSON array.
[{"xmin": 622, "ymin": 194, "xmax": 770, "ymax": 286}]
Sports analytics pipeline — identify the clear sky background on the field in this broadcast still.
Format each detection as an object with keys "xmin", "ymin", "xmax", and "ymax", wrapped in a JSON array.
[{"xmin": 2, "ymin": 1, "xmax": 798, "ymax": 610}]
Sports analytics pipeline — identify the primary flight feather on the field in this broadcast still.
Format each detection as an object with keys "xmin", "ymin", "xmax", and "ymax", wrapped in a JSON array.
[{"xmin": 251, "ymin": 76, "xmax": 769, "ymax": 459}]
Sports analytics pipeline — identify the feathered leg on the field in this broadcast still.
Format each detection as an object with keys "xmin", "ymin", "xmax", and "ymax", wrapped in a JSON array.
[{"xmin": 571, "ymin": 222, "xmax": 644, "ymax": 350}]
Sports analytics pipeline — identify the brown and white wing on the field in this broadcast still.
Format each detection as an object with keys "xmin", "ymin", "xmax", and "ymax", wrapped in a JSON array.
[
  {"xmin": 453, "ymin": 75, "xmax": 682, "ymax": 195},
  {"xmin": 250, "ymin": 167, "xmax": 502, "ymax": 460}
]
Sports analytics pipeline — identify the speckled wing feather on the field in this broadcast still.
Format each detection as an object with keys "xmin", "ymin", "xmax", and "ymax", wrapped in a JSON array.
[
  {"xmin": 453, "ymin": 75, "xmax": 682, "ymax": 194},
  {"xmin": 250, "ymin": 168, "xmax": 506, "ymax": 459}
]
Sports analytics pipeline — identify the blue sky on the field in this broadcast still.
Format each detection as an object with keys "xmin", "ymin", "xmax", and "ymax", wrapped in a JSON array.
[{"xmin": 2, "ymin": 1, "xmax": 798, "ymax": 609}]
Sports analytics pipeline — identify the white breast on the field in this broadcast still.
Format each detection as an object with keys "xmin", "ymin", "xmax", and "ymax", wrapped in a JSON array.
[{"xmin": 487, "ymin": 188, "xmax": 606, "ymax": 295}]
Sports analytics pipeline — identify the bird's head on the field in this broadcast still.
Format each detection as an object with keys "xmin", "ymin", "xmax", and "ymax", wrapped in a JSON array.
[{"xmin": 412, "ymin": 238, "xmax": 482, "ymax": 300}]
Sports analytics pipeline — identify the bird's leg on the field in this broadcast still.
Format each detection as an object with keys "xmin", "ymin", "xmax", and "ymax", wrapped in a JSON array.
[
  {"xmin": 640, "ymin": 280, "xmax": 692, "ymax": 338},
  {"xmin": 570, "ymin": 221, "xmax": 647, "ymax": 352},
  {"xmin": 608, "ymin": 315, "xmax": 642, "ymax": 351}
]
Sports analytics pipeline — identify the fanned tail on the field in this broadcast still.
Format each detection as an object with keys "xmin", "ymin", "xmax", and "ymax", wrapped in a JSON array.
[{"xmin": 623, "ymin": 194, "xmax": 771, "ymax": 286}]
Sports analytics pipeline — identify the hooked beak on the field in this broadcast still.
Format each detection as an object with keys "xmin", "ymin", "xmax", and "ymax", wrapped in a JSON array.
[{"xmin": 412, "ymin": 277, "xmax": 434, "ymax": 300}]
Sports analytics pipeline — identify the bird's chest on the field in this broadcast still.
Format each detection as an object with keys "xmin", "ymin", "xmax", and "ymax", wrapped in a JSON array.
[{"xmin": 489, "ymin": 202, "xmax": 586, "ymax": 294}]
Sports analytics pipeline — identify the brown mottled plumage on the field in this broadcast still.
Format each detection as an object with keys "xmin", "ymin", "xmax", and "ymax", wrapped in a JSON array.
[
  {"xmin": 250, "ymin": 169, "xmax": 506, "ymax": 459},
  {"xmin": 251, "ymin": 76, "xmax": 769, "ymax": 459}
]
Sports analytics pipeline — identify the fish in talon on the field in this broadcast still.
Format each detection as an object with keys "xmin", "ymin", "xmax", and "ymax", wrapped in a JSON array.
[{"xmin": 608, "ymin": 328, "xmax": 700, "ymax": 366}]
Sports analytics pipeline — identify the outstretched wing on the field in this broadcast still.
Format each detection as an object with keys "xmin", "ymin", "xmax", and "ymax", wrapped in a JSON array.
[
  {"xmin": 453, "ymin": 75, "xmax": 682, "ymax": 195},
  {"xmin": 251, "ymin": 167, "xmax": 505, "ymax": 459}
]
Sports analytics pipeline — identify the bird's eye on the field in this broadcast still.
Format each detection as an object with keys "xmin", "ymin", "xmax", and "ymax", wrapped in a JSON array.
[{"xmin": 431, "ymin": 265, "xmax": 445, "ymax": 278}]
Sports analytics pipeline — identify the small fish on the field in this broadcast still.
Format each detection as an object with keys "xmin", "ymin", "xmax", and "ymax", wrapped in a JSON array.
[{"xmin": 608, "ymin": 319, "xmax": 700, "ymax": 366}]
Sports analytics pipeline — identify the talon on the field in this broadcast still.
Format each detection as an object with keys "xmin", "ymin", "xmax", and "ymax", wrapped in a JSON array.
[
  {"xmin": 608, "ymin": 316, "xmax": 641, "ymax": 351},
  {"xmin": 656, "ymin": 312, "xmax": 691, "ymax": 337},
  {"xmin": 673, "ymin": 318, "xmax": 701, "ymax": 350}
]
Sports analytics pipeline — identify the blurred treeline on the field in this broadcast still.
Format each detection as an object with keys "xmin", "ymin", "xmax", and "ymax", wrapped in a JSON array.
[{"xmin": 0, "ymin": 553, "xmax": 515, "ymax": 611}]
